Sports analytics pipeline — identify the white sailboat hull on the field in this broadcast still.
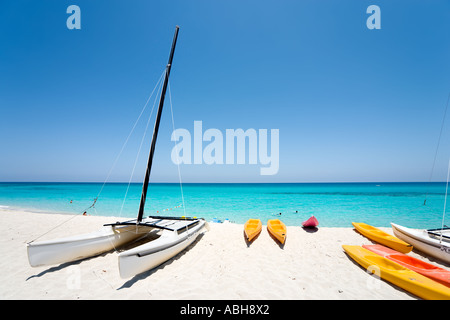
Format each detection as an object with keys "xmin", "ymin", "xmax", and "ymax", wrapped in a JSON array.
[
  {"xmin": 391, "ymin": 223, "xmax": 450, "ymax": 265},
  {"xmin": 27, "ymin": 225, "xmax": 148, "ymax": 267},
  {"xmin": 118, "ymin": 219, "xmax": 206, "ymax": 278}
]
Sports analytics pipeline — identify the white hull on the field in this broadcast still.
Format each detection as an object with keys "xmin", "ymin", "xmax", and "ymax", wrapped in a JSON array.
[
  {"xmin": 119, "ymin": 219, "xmax": 206, "ymax": 278},
  {"xmin": 391, "ymin": 223, "xmax": 450, "ymax": 265},
  {"xmin": 27, "ymin": 225, "xmax": 149, "ymax": 267}
]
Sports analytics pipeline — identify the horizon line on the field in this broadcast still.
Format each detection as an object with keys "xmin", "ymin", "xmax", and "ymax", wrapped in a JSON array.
[{"xmin": 0, "ymin": 181, "xmax": 447, "ymax": 184}]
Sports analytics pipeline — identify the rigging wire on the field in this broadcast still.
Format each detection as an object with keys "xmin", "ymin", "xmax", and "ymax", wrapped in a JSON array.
[
  {"xmin": 28, "ymin": 70, "xmax": 167, "ymax": 243},
  {"xmin": 94, "ymin": 69, "xmax": 167, "ymax": 210},
  {"xmin": 167, "ymin": 81, "xmax": 186, "ymax": 216},
  {"xmin": 424, "ymin": 92, "xmax": 450, "ymax": 206},
  {"xmin": 167, "ymin": 80, "xmax": 190, "ymax": 235},
  {"xmin": 440, "ymin": 157, "xmax": 450, "ymax": 244},
  {"xmin": 27, "ymin": 214, "xmax": 80, "ymax": 244},
  {"xmin": 106, "ymin": 70, "xmax": 167, "ymax": 252},
  {"xmin": 119, "ymin": 70, "xmax": 165, "ymax": 217}
]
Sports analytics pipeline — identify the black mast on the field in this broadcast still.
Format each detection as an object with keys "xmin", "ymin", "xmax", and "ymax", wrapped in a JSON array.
[{"xmin": 137, "ymin": 26, "xmax": 179, "ymax": 222}]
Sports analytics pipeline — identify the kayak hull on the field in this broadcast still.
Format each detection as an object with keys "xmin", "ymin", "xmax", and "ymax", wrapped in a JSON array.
[
  {"xmin": 352, "ymin": 222, "xmax": 413, "ymax": 253},
  {"xmin": 363, "ymin": 244, "xmax": 450, "ymax": 287},
  {"xmin": 118, "ymin": 219, "xmax": 206, "ymax": 278},
  {"xmin": 27, "ymin": 225, "xmax": 149, "ymax": 267},
  {"xmin": 343, "ymin": 245, "xmax": 450, "ymax": 300},
  {"xmin": 244, "ymin": 219, "xmax": 262, "ymax": 242},
  {"xmin": 391, "ymin": 223, "xmax": 450, "ymax": 265},
  {"xmin": 302, "ymin": 216, "xmax": 319, "ymax": 228},
  {"xmin": 267, "ymin": 219, "xmax": 286, "ymax": 244}
]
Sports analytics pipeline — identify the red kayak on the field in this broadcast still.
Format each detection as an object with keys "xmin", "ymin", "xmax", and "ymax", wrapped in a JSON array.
[
  {"xmin": 363, "ymin": 244, "xmax": 450, "ymax": 288},
  {"xmin": 302, "ymin": 215, "xmax": 319, "ymax": 228}
]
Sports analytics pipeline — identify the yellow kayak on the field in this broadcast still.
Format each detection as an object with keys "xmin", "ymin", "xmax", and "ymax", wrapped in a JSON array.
[
  {"xmin": 352, "ymin": 222, "xmax": 413, "ymax": 253},
  {"xmin": 244, "ymin": 219, "xmax": 262, "ymax": 242},
  {"xmin": 342, "ymin": 245, "xmax": 450, "ymax": 300},
  {"xmin": 267, "ymin": 219, "xmax": 286, "ymax": 244}
]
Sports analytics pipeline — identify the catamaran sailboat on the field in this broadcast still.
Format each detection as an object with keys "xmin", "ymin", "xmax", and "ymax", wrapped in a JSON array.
[
  {"xmin": 392, "ymin": 158, "xmax": 450, "ymax": 265},
  {"xmin": 391, "ymin": 223, "xmax": 450, "ymax": 265},
  {"xmin": 27, "ymin": 26, "xmax": 208, "ymax": 278}
]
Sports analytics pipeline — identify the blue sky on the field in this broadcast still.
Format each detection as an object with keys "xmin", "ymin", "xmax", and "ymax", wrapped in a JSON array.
[{"xmin": 1, "ymin": 0, "xmax": 449, "ymax": 182}]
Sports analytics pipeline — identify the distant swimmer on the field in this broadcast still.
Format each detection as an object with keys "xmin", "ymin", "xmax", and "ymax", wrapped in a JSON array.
[{"xmin": 70, "ymin": 200, "xmax": 73, "ymax": 204}]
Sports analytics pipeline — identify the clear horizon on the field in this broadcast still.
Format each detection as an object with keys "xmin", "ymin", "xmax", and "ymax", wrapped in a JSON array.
[
  {"xmin": 1, "ymin": 1, "xmax": 449, "ymax": 183},
  {"xmin": 0, "ymin": 181, "xmax": 448, "ymax": 184}
]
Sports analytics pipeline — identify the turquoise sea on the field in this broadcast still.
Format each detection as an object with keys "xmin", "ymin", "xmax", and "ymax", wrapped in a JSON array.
[{"xmin": 0, "ymin": 182, "xmax": 448, "ymax": 228}]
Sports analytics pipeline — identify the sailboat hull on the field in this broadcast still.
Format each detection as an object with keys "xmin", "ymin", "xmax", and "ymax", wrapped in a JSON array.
[
  {"xmin": 118, "ymin": 219, "xmax": 206, "ymax": 278},
  {"xmin": 27, "ymin": 225, "xmax": 148, "ymax": 267},
  {"xmin": 391, "ymin": 223, "xmax": 450, "ymax": 265}
]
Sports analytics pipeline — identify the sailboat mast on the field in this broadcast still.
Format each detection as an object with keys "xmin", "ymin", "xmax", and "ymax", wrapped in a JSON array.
[{"xmin": 137, "ymin": 26, "xmax": 180, "ymax": 222}]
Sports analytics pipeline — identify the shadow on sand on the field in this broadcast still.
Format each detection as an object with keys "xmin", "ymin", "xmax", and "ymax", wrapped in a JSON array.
[{"xmin": 117, "ymin": 232, "xmax": 205, "ymax": 289}]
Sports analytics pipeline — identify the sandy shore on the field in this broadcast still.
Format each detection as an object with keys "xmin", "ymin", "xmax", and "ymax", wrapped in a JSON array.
[{"xmin": 1, "ymin": 207, "xmax": 448, "ymax": 300}]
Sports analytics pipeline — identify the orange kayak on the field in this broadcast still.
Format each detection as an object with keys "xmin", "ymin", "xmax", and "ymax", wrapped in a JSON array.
[
  {"xmin": 267, "ymin": 219, "xmax": 286, "ymax": 244},
  {"xmin": 343, "ymin": 245, "xmax": 450, "ymax": 300},
  {"xmin": 244, "ymin": 219, "xmax": 262, "ymax": 242},
  {"xmin": 363, "ymin": 244, "xmax": 450, "ymax": 288}
]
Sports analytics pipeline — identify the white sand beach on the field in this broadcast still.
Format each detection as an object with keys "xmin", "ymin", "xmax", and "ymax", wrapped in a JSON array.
[{"xmin": 1, "ymin": 207, "xmax": 449, "ymax": 300}]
